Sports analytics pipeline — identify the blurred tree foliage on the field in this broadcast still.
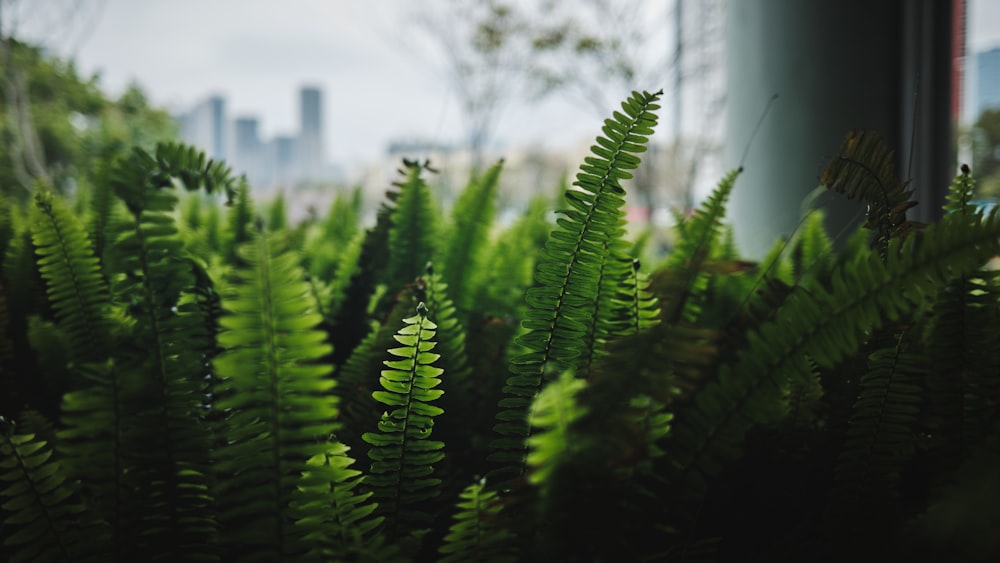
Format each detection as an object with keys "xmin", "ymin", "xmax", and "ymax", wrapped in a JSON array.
[
  {"xmin": 972, "ymin": 108, "xmax": 1000, "ymax": 198},
  {"xmin": 415, "ymin": 0, "xmax": 661, "ymax": 167},
  {"xmin": 0, "ymin": 37, "xmax": 176, "ymax": 198}
]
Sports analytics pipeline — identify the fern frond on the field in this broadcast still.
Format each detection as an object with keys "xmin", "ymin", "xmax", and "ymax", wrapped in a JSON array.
[
  {"xmin": 470, "ymin": 195, "xmax": 551, "ymax": 322},
  {"xmin": 328, "ymin": 176, "xmax": 399, "ymax": 367},
  {"xmin": 920, "ymin": 170, "xmax": 1000, "ymax": 477},
  {"xmin": 212, "ymin": 228, "xmax": 338, "ymax": 561},
  {"xmin": 657, "ymin": 167, "xmax": 742, "ymax": 325},
  {"xmin": 387, "ymin": 162, "xmax": 438, "ymax": 290},
  {"xmin": 944, "ymin": 164, "xmax": 977, "ymax": 214},
  {"xmin": 336, "ymin": 289, "xmax": 416, "ymax": 454},
  {"xmin": 526, "ymin": 370, "xmax": 588, "ymax": 486},
  {"xmin": 659, "ymin": 208, "xmax": 1000, "ymax": 515},
  {"xmin": 151, "ymin": 142, "xmax": 238, "ymax": 202},
  {"xmin": 440, "ymin": 159, "xmax": 503, "ymax": 313},
  {"xmin": 490, "ymin": 89, "xmax": 662, "ymax": 477},
  {"xmin": 106, "ymin": 152, "xmax": 220, "ymax": 559},
  {"xmin": 29, "ymin": 191, "xmax": 109, "ymax": 364},
  {"xmin": 362, "ymin": 303, "xmax": 446, "ymax": 538},
  {"xmin": 820, "ymin": 130, "xmax": 922, "ymax": 257},
  {"xmin": 288, "ymin": 441, "xmax": 393, "ymax": 561},
  {"xmin": 223, "ymin": 179, "xmax": 254, "ymax": 266},
  {"xmin": 831, "ymin": 333, "xmax": 926, "ymax": 518},
  {"xmin": 438, "ymin": 478, "xmax": 517, "ymax": 563},
  {"xmin": 54, "ymin": 360, "xmax": 127, "ymax": 553},
  {"xmin": 0, "ymin": 416, "xmax": 110, "ymax": 563}
]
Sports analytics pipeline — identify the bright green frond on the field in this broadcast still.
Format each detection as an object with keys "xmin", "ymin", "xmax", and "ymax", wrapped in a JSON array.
[
  {"xmin": 212, "ymin": 228, "xmax": 338, "ymax": 561},
  {"xmin": 288, "ymin": 441, "xmax": 391, "ymax": 561},
  {"xmin": 363, "ymin": 303, "xmax": 446, "ymax": 538},
  {"xmin": 29, "ymin": 191, "xmax": 109, "ymax": 364},
  {"xmin": 490, "ymin": 90, "xmax": 662, "ymax": 478},
  {"xmin": 441, "ymin": 159, "xmax": 503, "ymax": 313}
]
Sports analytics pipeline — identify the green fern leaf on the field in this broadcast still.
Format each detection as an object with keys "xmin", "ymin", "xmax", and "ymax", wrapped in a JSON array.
[
  {"xmin": 526, "ymin": 370, "xmax": 588, "ymax": 486},
  {"xmin": 440, "ymin": 159, "xmax": 503, "ymax": 313},
  {"xmin": 29, "ymin": 191, "xmax": 109, "ymax": 364},
  {"xmin": 54, "ymin": 360, "xmax": 128, "ymax": 553},
  {"xmin": 362, "ymin": 303, "xmax": 446, "ymax": 538},
  {"xmin": 212, "ymin": 228, "xmax": 338, "ymax": 561},
  {"xmin": 830, "ymin": 333, "xmax": 926, "ymax": 525},
  {"xmin": 106, "ymin": 150, "xmax": 221, "ymax": 559},
  {"xmin": 387, "ymin": 162, "xmax": 438, "ymax": 291},
  {"xmin": 438, "ymin": 478, "xmax": 517, "ymax": 563},
  {"xmin": 660, "ymin": 208, "xmax": 1000, "ymax": 514},
  {"xmin": 658, "ymin": 167, "xmax": 742, "ymax": 325},
  {"xmin": 820, "ymin": 130, "xmax": 922, "ymax": 257},
  {"xmin": 0, "ymin": 416, "xmax": 110, "ymax": 563},
  {"xmin": 490, "ymin": 89, "xmax": 662, "ymax": 477},
  {"xmin": 288, "ymin": 441, "xmax": 396, "ymax": 561}
]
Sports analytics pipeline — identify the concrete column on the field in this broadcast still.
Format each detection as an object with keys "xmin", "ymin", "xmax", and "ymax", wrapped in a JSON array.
[{"xmin": 724, "ymin": 0, "xmax": 953, "ymax": 258}]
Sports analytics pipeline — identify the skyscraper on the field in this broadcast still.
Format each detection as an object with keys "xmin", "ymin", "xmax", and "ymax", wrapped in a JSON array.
[
  {"xmin": 232, "ymin": 117, "xmax": 263, "ymax": 186},
  {"xmin": 178, "ymin": 94, "xmax": 228, "ymax": 162},
  {"xmin": 298, "ymin": 86, "xmax": 324, "ymax": 181}
]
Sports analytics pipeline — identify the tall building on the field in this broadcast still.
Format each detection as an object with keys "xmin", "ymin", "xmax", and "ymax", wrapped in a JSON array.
[
  {"xmin": 178, "ymin": 95, "xmax": 227, "ymax": 161},
  {"xmin": 269, "ymin": 135, "xmax": 298, "ymax": 187},
  {"xmin": 232, "ymin": 117, "xmax": 263, "ymax": 186},
  {"xmin": 298, "ymin": 86, "xmax": 324, "ymax": 181},
  {"xmin": 977, "ymin": 47, "xmax": 1000, "ymax": 115}
]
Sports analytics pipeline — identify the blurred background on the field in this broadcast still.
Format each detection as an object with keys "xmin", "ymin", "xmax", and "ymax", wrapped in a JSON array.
[{"xmin": 1, "ymin": 0, "xmax": 999, "ymax": 254}]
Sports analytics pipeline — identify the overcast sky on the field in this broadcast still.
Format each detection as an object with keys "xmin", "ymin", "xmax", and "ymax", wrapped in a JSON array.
[
  {"xmin": 10, "ymin": 0, "xmax": 622, "ymax": 167},
  {"xmin": 8, "ymin": 0, "xmax": 1000, "ymax": 168}
]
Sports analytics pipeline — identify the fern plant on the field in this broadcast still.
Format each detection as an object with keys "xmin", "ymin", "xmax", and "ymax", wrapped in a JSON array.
[
  {"xmin": 489, "ymin": 89, "xmax": 663, "ymax": 477},
  {"xmin": 212, "ymin": 226, "xmax": 339, "ymax": 561},
  {"xmin": 362, "ymin": 302, "xmax": 446, "ymax": 540},
  {"xmin": 0, "ymin": 416, "xmax": 110, "ymax": 563}
]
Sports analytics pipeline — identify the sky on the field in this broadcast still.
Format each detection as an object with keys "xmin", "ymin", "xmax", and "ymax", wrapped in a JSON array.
[
  {"xmin": 10, "ymin": 0, "xmax": 630, "ymax": 169},
  {"xmin": 8, "ymin": 0, "xmax": 1000, "ymax": 171}
]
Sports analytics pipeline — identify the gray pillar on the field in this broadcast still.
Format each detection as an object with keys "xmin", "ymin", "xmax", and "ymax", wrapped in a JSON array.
[{"xmin": 725, "ymin": 0, "xmax": 953, "ymax": 258}]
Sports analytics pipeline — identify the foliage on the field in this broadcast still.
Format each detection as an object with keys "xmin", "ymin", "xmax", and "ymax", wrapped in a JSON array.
[
  {"xmin": 1, "ymin": 89, "xmax": 999, "ymax": 563},
  {"xmin": 0, "ymin": 39, "xmax": 175, "ymax": 197}
]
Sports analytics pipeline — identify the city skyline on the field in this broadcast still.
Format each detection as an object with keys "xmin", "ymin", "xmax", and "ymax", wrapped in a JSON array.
[{"xmin": 178, "ymin": 85, "xmax": 339, "ymax": 189}]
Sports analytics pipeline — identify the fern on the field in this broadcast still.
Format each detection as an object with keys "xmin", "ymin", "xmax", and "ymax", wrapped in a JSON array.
[
  {"xmin": 362, "ymin": 302, "xmax": 446, "ymax": 538},
  {"xmin": 658, "ymin": 167, "xmax": 742, "ymax": 325},
  {"xmin": 820, "ymin": 130, "xmax": 922, "ymax": 258},
  {"xmin": 387, "ymin": 162, "xmax": 438, "ymax": 293},
  {"xmin": 54, "ymin": 360, "xmax": 126, "ymax": 554},
  {"xmin": 830, "ymin": 333, "xmax": 926, "ymax": 525},
  {"xmin": 336, "ymin": 290, "xmax": 416, "ymax": 455},
  {"xmin": 212, "ymin": 228, "xmax": 338, "ymax": 561},
  {"xmin": 923, "ymin": 168, "xmax": 1000, "ymax": 473},
  {"xmin": 328, "ymin": 171, "xmax": 400, "ymax": 367},
  {"xmin": 438, "ymin": 478, "xmax": 517, "ymax": 563},
  {"xmin": 29, "ymin": 191, "xmax": 109, "ymax": 364},
  {"xmin": 659, "ymin": 208, "xmax": 1000, "ymax": 514},
  {"xmin": 526, "ymin": 370, "xmax": 588, "ymax": 487},
  {"xmin": 288, "ymin": 441, "xmax": 394, "ymax": 562},
  {"xmin": 0, "ymin": 415, "xmax": 110, "ymax": 563},
  {"xmin": 490, "ymin": 89, "xmax": 662, "ymax": 477},
  {"xmin": 440, "ymin": 159, "xmax": 503, "ymax": 313},
  {"xmin": 105, "ymin": 147, "xmax": 222, "ymax": 560}
]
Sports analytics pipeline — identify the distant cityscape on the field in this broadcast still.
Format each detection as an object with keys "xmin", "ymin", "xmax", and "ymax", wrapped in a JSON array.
[{"xmin": 176, "ymin": 86, "xmax": 341, "ymax": 190}]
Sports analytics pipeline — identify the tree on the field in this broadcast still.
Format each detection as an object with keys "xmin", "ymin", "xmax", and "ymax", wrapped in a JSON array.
[
  {"xmin": 0, "ymin": 37, "xmax": 175, "ymax": 198},
  {"xmin": 411, "ymin": 0, "xmax": 726, "ymax": 217}
]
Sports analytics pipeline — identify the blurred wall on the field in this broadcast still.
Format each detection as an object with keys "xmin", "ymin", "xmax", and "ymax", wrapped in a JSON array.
[{"xmin": 725, "ymin": 0, "xmax": 954, "ymax": 258}]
